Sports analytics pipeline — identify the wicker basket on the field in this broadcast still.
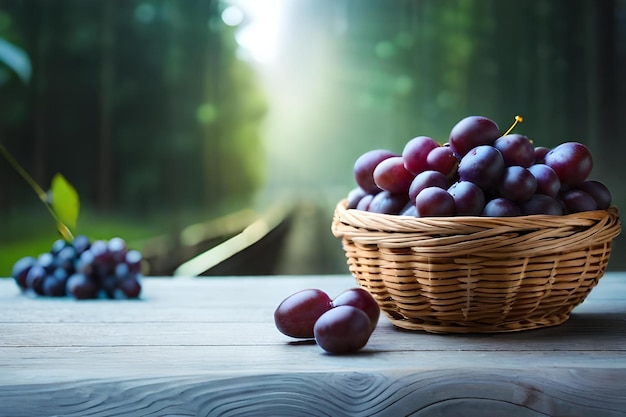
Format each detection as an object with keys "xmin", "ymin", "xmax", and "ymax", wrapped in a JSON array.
[{"xmin": 332, "ymin": 199, "xmax": 621, "ymax": 333}]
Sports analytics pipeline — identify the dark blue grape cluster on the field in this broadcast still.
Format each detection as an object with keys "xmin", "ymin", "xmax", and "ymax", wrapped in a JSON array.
[{"xmin": 11, "ymin": 236, "xmax": 142, "ymax": 299}]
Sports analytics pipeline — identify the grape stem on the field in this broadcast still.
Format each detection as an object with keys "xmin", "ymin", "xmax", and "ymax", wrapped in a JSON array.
[
  {"xmin": 502, "ymin": 115, "xmax": 524, "ymax": 136},
  {"xmin": 0, "ymin": 142, "xmax": 74, "ymax": 241}
]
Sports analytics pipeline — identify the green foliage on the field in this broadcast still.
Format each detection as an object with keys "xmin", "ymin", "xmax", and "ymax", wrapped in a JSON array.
[
  {"xmin": 0, "ymin": 0, "xmax": 266, "ymax": 218},
  {"xmin": 0, "ymin": 37, "xmax": 31, "ymax": 84},
  {"xmin": 50, "ymin": 173, "xmax": 80, "ymax": 230},
  {"xmin": 0, "ymin": 142, "xmax": 77, "ymax": 241}
]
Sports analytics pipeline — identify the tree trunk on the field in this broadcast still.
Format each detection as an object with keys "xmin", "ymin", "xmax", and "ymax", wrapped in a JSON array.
[{"xmin": 98, "ymin": 0, "xmax": 115, "ymax": 211}]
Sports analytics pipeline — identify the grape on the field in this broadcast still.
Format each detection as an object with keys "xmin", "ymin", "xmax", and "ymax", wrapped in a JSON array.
[
  {"xmin": 72, "ymin": 235, "xmax": 91, "ymax": 254},
  {"xmin": 38, "ymin": 252, "xmax": 55, "ymax": 272},
  {"xmin": 118, "ymin": 275, "xmax": 142, "ymax": 298},
  {"xmin": 26, "ymin": 265, "xmax": 47, "ymax": 295},
  {"xmin": 344, "ymin": 115, "xmax": 611, "ymax": 219},
  {"xmin": 274, "ymin": 289, "xmax": 333, "ymax": 338},
  {"xmin": 356, "ymin": 194, "xmax": 374, "ymax": 211},
  {"xmin": 498, "ymin": 166, "xmax": 537, "ymax": 203},
  {"xmin": 402, "ymin": 136, "xmax": 439, "ymax": 175},
  {"xmin": 108, "ymin": 237, "xmax": 128, "ymax": 263},
  {"xmin": 400, "ymin": 204, "xmax": 417, "ymax": 216},
  {"xmin": 408, "ymin": 170, "xmax": 451, "ymax": 203},
  {"xmin": 313, "ymin": 306, "xmax": 372, "ymax": 355},
  {"xmin": 125, "ymin": 249, "xmax": 143, "ymax": 274},
  {"xmin": 51, "ymin": 239, "xmax": 68, "ymax": 256},
  {"xmin": 415, "ymin": 187, "xmax": 455, "ymax": 217},
  {"xmin": 53, "ymin": 266, "xmax": 69, "ymax": 281},
  {"xmin": 89, "ymin": 240, "xmax": 111, "ymax": 265},
  {"xmin": 482, "ymin": 198, "xmax": 521, "ymax": 217},
  {"xmin": 56, "ymin": 245, "xmax": 78, "ymax": 273},
  {"xmin": 426, "ymin": 146, "xmax": 459, "ymax": 178},
  {"xmin": 448, "ymin": 181, "xmax": 485, "ymax": 216},
  {"xmin": 368, "ymin": 191, "xmax": 409, "ymax": 215},
  {"xmin": 560, "ymin": 189, "xmax": 597, "ymax": 213},
  {"xmin": 66, "ymin": 273, "xmax": 99, "ymax": 300},
  {"xmin": 12, "ymin": 256, "xmax": 36, "ymax": 290},
  {"xmin": 544, "ymin": 142, "xmax": 593, "ymax": 187},
  {"xmin": 100, "ymin": 275, "xmax": 118, "ymax": 299},
  {"xmin": 533, "ymin": 146, "xmax": 551, "ymax": 164},
  {"xmin": 76, "ymin": 249, "xmax": 96, "ymax": 276},
  {"xmin": 449, "ymin": 116, "xmax": 501, "ymax": 157},
  {"xmin": 354, "ymin": 149, "xmax": 397, "ymax": 194},
  {"xmin": 346, "ymin": 187, "xmax": 367, "ymax": 209},
  {"xmin": 373, "ymin": 156, "xmax": 415, "ymax": 194},
  {"xmin": 578, "ymin": 180, "xmax": 612, "ymax": 210},
  {"xmin": 115, "ymin": 262, "xmax": 130, "ymax": 279},
  {"xmin": 493, "ymin": 134, "xmax": 535, "ymax": 167},
  {"xmin": 43, "ymin": 274, "xmax": 67, "ymax": 297},
  {"xmin": 521, "ymin": 194, "xmax": 564, "ymax": 215},
  {"xmin": 457, "ymin": 145, "xmax": 505, "ymax": 191},
  {"xmin": 528, "ymin": 164, "xmax": 561, "ymax": 198},
  {"xmin": 332, "ymin": 288, "xmax": 380, "ymax": 331}
]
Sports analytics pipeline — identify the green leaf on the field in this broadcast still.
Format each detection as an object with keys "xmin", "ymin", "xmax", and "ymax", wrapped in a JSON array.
[
  {"xmin": 0, "ymin": 37, "xmax": 32, "ymax": 84},
  {"xmin": 50, "ymin": 173, "xmax": 80, "ymax": 230}
]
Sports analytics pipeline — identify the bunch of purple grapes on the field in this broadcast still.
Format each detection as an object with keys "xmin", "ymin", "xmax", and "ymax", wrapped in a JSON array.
[
  {"xmin": 11, "ymin": 236, "xmax": 142, "ymax": 299},
  {"xmin": 348, "ymin": 115, "xmax": 612, "ymax": 217},
  {"xmin": 274, "ymin": 287, "xmax": 380, "ymax": 354}
]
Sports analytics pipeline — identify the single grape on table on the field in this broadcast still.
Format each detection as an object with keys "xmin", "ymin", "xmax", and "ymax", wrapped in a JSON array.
[{"xmin": 273, "ymin": 288, "xmax": 333, "ymax": 339}]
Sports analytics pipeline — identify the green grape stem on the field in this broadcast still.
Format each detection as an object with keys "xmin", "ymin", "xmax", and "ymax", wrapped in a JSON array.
[{"xmin": 0, "ymin": 143, "xmax": 74, "ymax": 241}]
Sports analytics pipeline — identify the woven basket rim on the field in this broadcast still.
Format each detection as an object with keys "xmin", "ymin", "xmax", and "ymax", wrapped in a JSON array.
[{"xmin": 332, "ymin": 198, "xmax": 621, "ymax": 235}]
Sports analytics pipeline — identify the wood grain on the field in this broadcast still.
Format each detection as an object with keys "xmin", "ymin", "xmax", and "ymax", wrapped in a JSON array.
[
  {"xmin": 0, "ymin": 274, "xmax": 625, "ymax": 416},
  {"xmin": 0, "ymin": 369, "xmax": 624, "ymax": 417}
]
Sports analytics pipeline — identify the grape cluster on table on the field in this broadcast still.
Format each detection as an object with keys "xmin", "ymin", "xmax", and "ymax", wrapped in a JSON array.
[
  {"xmin": 274, "ymin": 287, "xmax": 380, "ymax": 354},
  {"xmin": 348, "ymin": 115, "xmax": 612, "ymax": 217},
  {"xmin": 12, "ymin": 236, "xmax": 142, "ymax": 300}
]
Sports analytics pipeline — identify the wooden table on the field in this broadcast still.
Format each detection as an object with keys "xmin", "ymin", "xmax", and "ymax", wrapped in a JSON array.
[{"xmin": 1, "ymin": 273, "xmax": 625, "ymax": 416}]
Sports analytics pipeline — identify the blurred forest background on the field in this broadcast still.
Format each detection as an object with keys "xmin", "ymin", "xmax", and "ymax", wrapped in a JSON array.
[{"xmin": 0, "ymin": 0, "xmax": 625, "ymax": 276}]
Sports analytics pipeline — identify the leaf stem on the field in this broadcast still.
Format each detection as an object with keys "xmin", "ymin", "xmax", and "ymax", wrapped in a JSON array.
[{"xmin": 0, "ymin": 142, "xmax": 74, "ymax": 241}]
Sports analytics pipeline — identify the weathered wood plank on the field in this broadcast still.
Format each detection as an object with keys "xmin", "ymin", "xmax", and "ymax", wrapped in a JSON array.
[
  {"xmin": 1, "ymin": 344, "xmax": 625, "ymax": 385},
  {"xmin": 0, "ymin": 369, "xmax": 624, "ymax": 417},
  {"xmin": 1, "ymin": 313, "xmax": 625, "ymax": 349},
  {"xmin": 0, "ymin": 274, "xmax": 625, "ymax": 416}
]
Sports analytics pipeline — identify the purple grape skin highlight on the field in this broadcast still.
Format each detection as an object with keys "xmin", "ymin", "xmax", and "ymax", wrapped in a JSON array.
[
  {"xmin": 402, "ymin": 136, "xmax": 439, "ymax": 175},
  {"xmin": 498, "ymin": 166, "xmax": 537, "ymax": 203},
  {"xmin": 346, "ymin": 187, "xmax": 368, "ymax": 209},
  {"xmin": 560, "ymin": 189, "xmax": 598, "ymax": 213},
  {"xmin": 578, "ymin": 180, "xmax": 612, "ymax": 210},
  {"xmin": 368, "ymin": 191, "xmax": 409, "ymax": 215},
  {"xmin": 544, "ymin": 142, "xmax": 593, "ymax": 187},
  {"xmin": 373, "ymin": 156, "xmax": 415, "ymax": 195},
  {"xmin": 66, "ymin": 273, "xmax": 99, "ymax": 299},
  {"xmin": 482, "ymin": 198, "xmax": 521, "ymax": 217},
  {"xmin": 493, "ymin": 134, "xmax": 535, "ymax": 168},
  {"xmin": 408, "ymin": 170, "xmax": 451, "ymax": 203},
  {"xmin": 415, "ymin": 187, "xmax": 455, "ymax": 217},
  {"xmin": 353, "ymin": 149, "xmax": 397, "ymax": 194},
  {"xmin": 521, "ymin": 194, "xmax": 564, "ymax": 215},
  {"xmin": 449, "ymin": 116, "xmax": 501, "ymax": 157},
  {"xmin": 274, "ymin": 289, "xmax": 332, "ymax": 339},
  {"xmin": 528, "ymin": 164, "xmax": 561, "ymax": 198},
  {"xmin": 12, "ymin": 256, "xmax": 36, "ymax": 290},
  {"xmin": 314, "ymin": 305, "xmax": 373, "ymax": 355},
  {"xmin": 448, "ymin": 181, "xmax": 485, "ymax": 216},
  {"xmin": 457, "ymin": 145, "xmax": 505, "ymax": 192},
  {"xmin": 332, "ymin": 287, "xmax": 380, "ymax": 331}
]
